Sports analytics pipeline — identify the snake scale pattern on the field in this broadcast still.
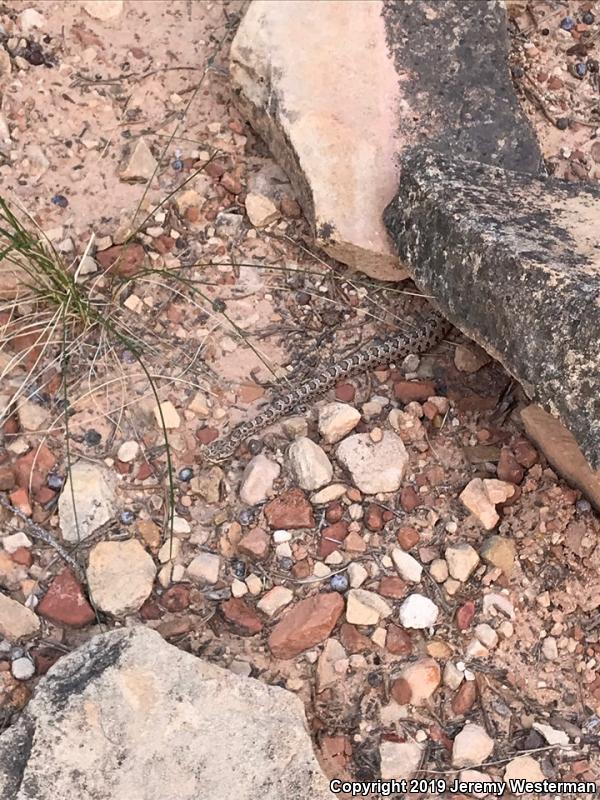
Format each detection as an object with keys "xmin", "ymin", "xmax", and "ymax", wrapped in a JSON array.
[{"xmin": 203, "ymin": 311, "xmax": 450, "ymax": 463}]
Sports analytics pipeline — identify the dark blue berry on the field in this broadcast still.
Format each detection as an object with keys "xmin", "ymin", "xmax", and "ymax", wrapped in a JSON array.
[
  {"xmin": 574, "ymin": 62, "xmax": 587, "ymax": 78},
  {"xmin": 576, "ymin": 498, "xmax": 591, "ymax": 513},
  {"xmin": 232, "ymin": 560, "xmax": 247, "ymax": 579},
  {"xmin": 560, "ymin": 16, "xmax": 576, "ymax": 31},
  {"xmin": 47, "ymin": 472, "xmax": 64, "ymax": 490},
  {"xmin": 172, "ymin": 159, "xmax": 183, "ymax": 171},
  {"xmin": 511, "ymin": 66, "xmax": 524, "ymax": 79},
  {"xmin": 582, "ymin": 11, "xmax": 595, "ymax": 25},
  {"xmin": 330, "ymin": 573, "xmax": 349, "ymax": 592},
  {"xmin": 556, "ymin": 117, "xmax": 570, "ymax": 130},
  {"xmin": 238, "ymin": 508, "xmax": 256, "ymax": 526},
  {"xmin": 120, "ymin": 510, "xmax": 135, "ymax": 525},
  {"xmin": 588, "ymin": 59, "xmax": 599, "ymax": 73},
  {"xmin": 178, "ymin": 467, "xmax": 193, "ymax": 481},
  {"xmin": 278, "ymin": 557, "xmax": 294, "ymax": 571},
  {"xmin": 84, "ymin": 429, "xmax": 102, "ymax": 446},
  {"xmin": 247, "ymin": 439, "xmax": 262, "ymax": 456},
  {"xmin": 51, "ymin": 194, "xmax": 68, "ymax": 208}
]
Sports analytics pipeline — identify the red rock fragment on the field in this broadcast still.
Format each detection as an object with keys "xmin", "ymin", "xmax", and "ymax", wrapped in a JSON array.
[
  {"xmin": 238, "ymin": 527, "xmax": 270, "ymax": 561},
  {"xmin": 335, "ymin": 382, "xmax": 355, "ymax": 402},
  {"xmin": 319, "ymin": 735, "xmax": 352, "ymax": 776},
  {"xmin": 456, "ymin": 600, "xmax": 476, "ymax": 631},
  {"xmin": 96, "ymin": 243, "xmax": 146, "ymax": 278},
  {"xmin": 11, "ymin": 548, "xmax": 33, "ymax": 567},
  {"xmin": 139, "ymin": 598, "xmax": 162, "ymax": 620},
  {"xmin": 339, "ymin": 622, "xmax": 373, "ymax": 654},
  {"xmin": 451, "ymin": 680, "xmax": 477, "ymax": 716},
  {"xmin": 264, "ymin": 488, "xmax": 315, "ymax": 529},
  {"xmin": 513, "ymin": 437, "xmax": 539, "ymax": 468},
  {"xmin": 378, "ymin": 577, "xmax": 408, "ymax": 600},
  {"xmin": 396, "ymin": 526, "xmax": 420, "ymax": 550},
  {"xmin": 390, "ymin": 678, "xmax": 412, "ymax": 705},
  {"xmin": 160, "ymin": 585, "xmax": 190, "ymax": 612},
  {"xmin": 280, "ymin": 195, "xmax": 302, "ymax": 219},
  {"xmin": 221, "ymin": 598, "xmax": 263, "ymax": 635},
  {"xmin": 400, "ymin": 486, "xmax": 421, "ymax": 512},
  {"xmin": 497, "ymin": 448, "xmax": 524, "ymax": 484},
  {"xmin": 393, "ymin": 380, "xmax": 436, "ymax": 404},
  {"xmin": 325, "ymin": 502, "xmax": 344, "ymax": 523},
  {"xmin": 318, "ymin": 521, "xmax": 348, "ymax": 558},
  {"xmin": 268, "ymin": 593, "xmax": 344, "ymax": 659},
  {"xmin": 37, "ymin": 569, "xmax": 95, "ymax": 628},
  {"xmin": 195, "ymin": 426, "xmax": 219, "ymax": 445},
  {"xmin": 365, "ymin": 504, "xmax": 384, "ymax": 531},
  {"xmin": 31, "ymin": 647, "xmax": 62, "ymax": 676},
  {"xmin": 14, "ymin": 444, "xmax": 56, "ymax": 493},
  {"xmin": 386, "ymin": 624, "xmax": 413, "ymax": 655},
  {"xmin": 9, "ymin": 488, "xmax": 31, "ymax": 516}
]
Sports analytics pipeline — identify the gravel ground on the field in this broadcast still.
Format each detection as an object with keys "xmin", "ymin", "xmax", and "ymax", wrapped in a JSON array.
[{"xmin": 0, "ymin": 1, "xmax": 599, "ymax": 795}]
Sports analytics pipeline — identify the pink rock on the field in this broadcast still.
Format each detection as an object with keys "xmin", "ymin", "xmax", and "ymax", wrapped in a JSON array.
[{"xmin": 238, "ymin": 527, "xmax": 270, "ymax": 561}]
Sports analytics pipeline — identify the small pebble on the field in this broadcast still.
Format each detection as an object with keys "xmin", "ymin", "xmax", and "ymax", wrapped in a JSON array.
[
  {"xmin": 330, "ymin": 573, "xmax": 349, "ymax": 592},
  {"xmin": 577, "ymin": 498, "xmax": 592, "ymax": 513},
  {"xmin": 120, "ymin": 510, "xmax": 135, "ymax": 525},
  {"xmin": 511, "ymin": 66, "xmax": 524, "ymax": 78},
  {"xmin": 12, "ymin": 656, "xmax": 35, "ymax": 681},
  {"xmin": 279, "ymin": 557, "xmax": 294, "ymax": 571}
]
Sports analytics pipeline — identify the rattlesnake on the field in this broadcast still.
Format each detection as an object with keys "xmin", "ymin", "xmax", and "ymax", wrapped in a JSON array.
[{"xmin": 202, "ymin": 310, "xmax": 451, "ymax": 463}]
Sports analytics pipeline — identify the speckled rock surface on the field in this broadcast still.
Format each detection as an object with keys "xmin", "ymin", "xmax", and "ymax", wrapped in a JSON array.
[
  {"xmin": 381, "ymin": 0, "xmax": 541, "ymax": 173},
  {"xmin": 0, "ymin": 627, "xmax": 333, "ymax": 800},
  {"xmin": 230, "ymin": 0, "xmax": 540, "ymax": 281},
  {"xmin": 385, "ymin": 149, "xmax": 600, "ymax": 470}
]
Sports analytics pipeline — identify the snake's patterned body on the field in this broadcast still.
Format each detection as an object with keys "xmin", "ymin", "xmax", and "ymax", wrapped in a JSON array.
[{"xmin": 203, "ymin": 311, "xmax": 450, "ymax": 463}]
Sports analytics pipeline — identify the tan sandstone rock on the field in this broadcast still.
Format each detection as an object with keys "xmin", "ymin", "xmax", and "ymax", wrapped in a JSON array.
[{"xmin": 230, "ymin": 1, "xmax": 406, "ymax": 281}]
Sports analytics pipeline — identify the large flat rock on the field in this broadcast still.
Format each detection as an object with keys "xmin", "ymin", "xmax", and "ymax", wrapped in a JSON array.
[
  {"xmin": 230, "ymin": 0, "xmax": 540, "ymax": 281},
  {"xmin": 0, "ymin": 627, "xmax": 333, "ymax": 800},
  {"xmin": 384, "ymin": 149, "xmax": 600, "ymax": 470}
]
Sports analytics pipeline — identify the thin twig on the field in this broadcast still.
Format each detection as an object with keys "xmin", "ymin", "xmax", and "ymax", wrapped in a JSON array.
[{"xmin": 0, "ymin": 493, "xmax": 85, "ymax": 580}]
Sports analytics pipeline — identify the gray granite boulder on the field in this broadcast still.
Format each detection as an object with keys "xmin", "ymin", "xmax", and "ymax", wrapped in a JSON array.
[
  {"xmin": 385, "ymin": 149, "xmax": 600, "ymax": 469},
  {"xmin": 0, "ymin": 627, "xmax": 333, "ymax": 799}
]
